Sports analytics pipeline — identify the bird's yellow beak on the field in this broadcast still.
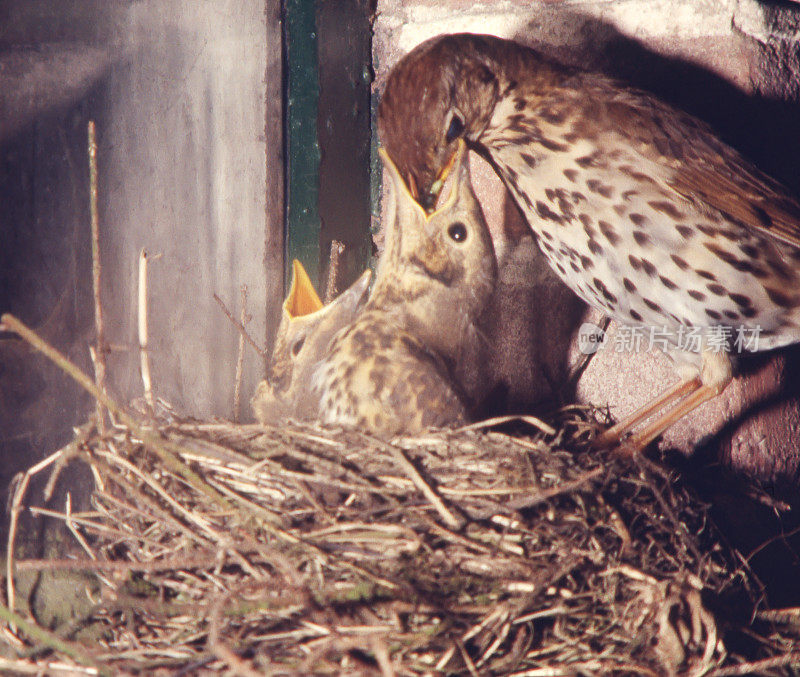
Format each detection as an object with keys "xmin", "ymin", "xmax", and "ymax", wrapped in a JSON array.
[
  {"xmin": 284, "ymin": 259, "xmax": 323, "ymax": 319},
  {"xmin": 380, "ymin": 141, "xmax": 466, "ymax": 216},
  {"xmin": 426, "ymin": 147, "xmax": 461, "ymax": 213}
]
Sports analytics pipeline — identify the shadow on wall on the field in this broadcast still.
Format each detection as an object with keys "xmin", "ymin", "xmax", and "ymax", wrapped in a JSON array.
[
  {"xmin": 578, "ymin": 21, "xmax": 800, "ymax": 192},
  {"xmin": 466, "ymin": 195, "xmax": 587, "ymax": 418},
  {"xmin": 515, "ymin": 8, "xmax": 800, "ymax": 190},
  {"xmin": 0, "ymin": 81, "xmax": 109, "ymax": 549}
]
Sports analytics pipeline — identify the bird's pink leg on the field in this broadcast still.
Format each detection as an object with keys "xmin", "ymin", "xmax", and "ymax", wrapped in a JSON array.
[
  {"xmin": 595, "ymin": 350, "xmax": 733, "ymax": 453},
  {"xmin": 620, "ymin": 380, "xmax": 727, "ymax": 453},
  {"xmin": 593, "ymin": 376, "xmax": 701, "ymax": 449}
]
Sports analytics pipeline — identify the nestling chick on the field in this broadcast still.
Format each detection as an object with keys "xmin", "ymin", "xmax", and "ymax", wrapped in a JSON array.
[
  {"xmin": 314, "ymin": 139, "xmax": 497, "ymax": 435},
  {"xmin": 251, "ymin": 259, "xmax": 371, "ymax": 425}
]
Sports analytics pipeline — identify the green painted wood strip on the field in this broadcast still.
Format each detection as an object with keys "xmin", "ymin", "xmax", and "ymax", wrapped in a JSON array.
[{"xmin": 284, "ymin": 0, "xmax": 321, "ymax": 288}]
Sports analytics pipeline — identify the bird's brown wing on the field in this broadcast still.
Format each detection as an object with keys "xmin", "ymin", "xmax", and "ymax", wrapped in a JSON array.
[
  {"xmin": 609, "ymin": 88, "xmax": 800, "ymax": 250},
  {"xmin": 670, "ymin": 147, "xmax": 800, "ymax": 250}
]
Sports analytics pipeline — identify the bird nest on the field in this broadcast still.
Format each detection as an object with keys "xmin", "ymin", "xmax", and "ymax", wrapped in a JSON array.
[{"xmin": 6, "ymin": 405, "xmax": 800, "ymax": 676}]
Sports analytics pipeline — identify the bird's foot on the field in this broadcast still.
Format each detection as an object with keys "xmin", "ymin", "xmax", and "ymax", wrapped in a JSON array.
[
  {"xmin": 592, "ymin": 426, "xmax": 624, "ymax": 451},
  {"xmin": 593, "ymin": 428, "xmax": 648, "ymax": 458}
]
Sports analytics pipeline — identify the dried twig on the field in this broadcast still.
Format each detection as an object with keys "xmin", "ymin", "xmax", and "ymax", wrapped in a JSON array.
[
  {"xmin": 708, "ymin": 653, "xmax": 800, "ymax": 676},
  {"xmin": 233, "ymin": 285, "xmax": 248, "ymax": 423},
  {"xmin": 0, "ymin": 314, "xmax": 233, "ymax": 513},
  {"xmin": 137, "ymin": 248, "xmax": 157, "ymax": 411},
  {"xmin": 207, "ymin": 584, "xmax": 268, "ymax": 677},
  {"xmin": 504, "ymin": 467, "xmax": 602, "ymax": 511},
  {"xmin": 6, "ymin": 450, "xmax": 63, "ymax": 628},
  {"xmin": 213, "ymin": 292, "xmax": 267, "ymax": 359},
  {"xmin": 756, "ymin": 606, "xmax": 800, "ymax": 625},
  {"xmin": 5, "ymin": 390, "xmax": 796, "ymax": 673},
  {"xmin": 456, "ymin": 414, "xmax": 556, "ymax": 436},
  {"xmin": 376, "ymin": 436, "xmax": 464, "ymax": 530},
  {"xmin": 88, "ymin": 120, "xmax": 107, "ymax": 433},
  {"xmin": 324, "ymin": 239, "xmax": 345, "ymax": 303},
  {"xmin": 14, "ymin": 555, "xmax": 221, "ymax": 573}
]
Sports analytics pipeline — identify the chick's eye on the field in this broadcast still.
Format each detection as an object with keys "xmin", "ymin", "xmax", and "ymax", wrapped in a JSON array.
[
  {"xmin": 291, "ymin": 335, "xmax": 306, "ymax": 356},
  {"xmin": 448, "ymin": 222, "xmax": 467, "ymax": 242},
  {"xmin": 445, "ymin": 114, "xmax": 464, "ymax": 143}
]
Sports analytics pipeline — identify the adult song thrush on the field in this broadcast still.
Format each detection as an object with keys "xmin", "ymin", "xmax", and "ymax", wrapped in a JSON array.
[{"xmin": 378, "ymin": 33, "xmax": 800, "ymax": 450}]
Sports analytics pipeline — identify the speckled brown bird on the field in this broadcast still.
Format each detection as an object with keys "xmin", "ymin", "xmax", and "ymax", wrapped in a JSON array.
[
  {"xmin": 378, "ymin": 32, "xmax": 800, "ymax": 450},
  {"xmin": 314, "ymin": 139, "xmax": 496, "ymax": 434},
  {"xmin": 251, "ymin": 260, "xmax": 372, "ymax": 425}
]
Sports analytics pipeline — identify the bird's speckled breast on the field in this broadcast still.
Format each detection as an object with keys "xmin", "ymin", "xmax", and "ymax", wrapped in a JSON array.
[
  {"xmin": 480, "ymin": 89, "xmax": 800, "ymax": 352},
  {"xmin": 312, "ymin": 310, "xmax": 468, "ymax": 435}
]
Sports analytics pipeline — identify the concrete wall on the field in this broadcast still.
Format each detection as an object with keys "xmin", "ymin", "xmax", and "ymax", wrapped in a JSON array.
[
  {"xmin": 373, "ymin": 0, "xmax": 800, "ymax": 484},
  {"xmin": 3, "ymin": 0, "xmax": 799, "ymax": 497},
  {"xmin": 0, "ymin": 1, "xmax": 280, "ymax": 520},
  {"xmin": 101, "ymin": 1, "xmax": 272, "ymax": 417}
]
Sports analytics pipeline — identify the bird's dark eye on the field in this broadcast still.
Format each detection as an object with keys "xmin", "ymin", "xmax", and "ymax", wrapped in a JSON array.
[
  {"xmin": 291, "ymin": 335, "xmax": 306, "ymax": 356},
  {"xmin": 448, "ymin": 222, "xmax": 467, "ymax": 242},
  {"xmin": 445, "ymin": 114, "xmax": 464, "ymax": 143}
]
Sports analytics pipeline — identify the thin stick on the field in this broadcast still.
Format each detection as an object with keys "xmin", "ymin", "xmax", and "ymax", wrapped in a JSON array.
[
  {"xmin": 207, "ymin": 586, "xmax": 267, "ymax": 677},
  {"xmin": 6, "ymin": 450, "xmax": 63, "ymax": 630},
  {"xmin": 708, "ymin": 653, "xmax": 800, "ymax": 676},
  {"xmin": 43, "ymin": 421, "xmax": 93, "ymax": 501},
  {"xmin": 138, "ymin": 248, "xmax": 155, "ymax": 411},
  {"xmin": 1, "ymin": 315, "xmax": 394, "ymax": 592},
  {"xmin": 378, "ymin": 438, "xmax": 463, "ymax": 530},
  {"xmin": 567, "ymin": 315, "xmax": 611, "ymax": 389},
  {"xmin": 456, "ymin": 638, "xmax": 481, "ymax": 677},
  {"xmin": 88, "ymin": 120, "xmax": 107, "ymax": 433},
  {"xmin": 369, "ymin": 635, "xmax": 396, "ymax": 677},
  {"xmin": 213, "ymin": 293, "xmax": 267, "ymax": 358},
  {"xmin": 456, "ymin": 414, "xmax": 556, "ymax": 436},
  {"xmin": 64, "ymin": 493, "xmax": 96, "ymax": 562},
  {"xmin": 324, "ymin": 239, "xmax": 345, "ymax": 303},
  {"xmin": 504, "ymin": 468, "xmax": 603, "ymax": 512},
  {"xmin": 14, "ymin": 555, "xmax": 222, "ymax": 573},
  {"xmin": 755, "ymin": 606, "xmax": 800, "ymax": 624},
  {"xmin": 233, "ymin": 285, "xmax": 248, "ymax": 423}
]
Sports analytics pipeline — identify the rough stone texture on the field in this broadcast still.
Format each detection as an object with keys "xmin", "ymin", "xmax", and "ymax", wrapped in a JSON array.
[{"xmin": 374, "ymin": 0, "xmax": 800, "ymax": 484}]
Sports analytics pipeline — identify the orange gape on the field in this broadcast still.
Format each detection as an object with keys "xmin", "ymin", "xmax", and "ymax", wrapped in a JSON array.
[
  {"xmin": 252, "ymin": 260, "xmax": 372, "ymax": 426},
  {"xmin": 285, "ymin": 259, "xmax": 323, "ymax": 318}
]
